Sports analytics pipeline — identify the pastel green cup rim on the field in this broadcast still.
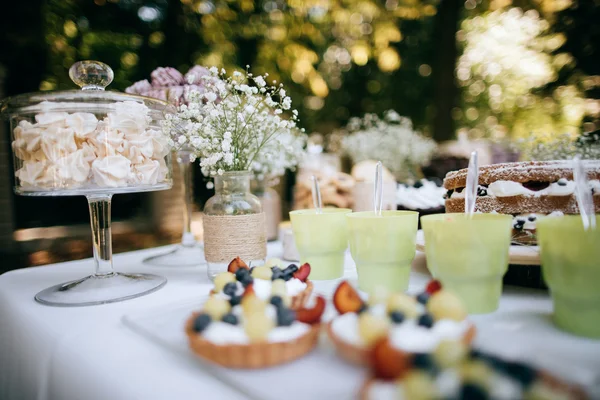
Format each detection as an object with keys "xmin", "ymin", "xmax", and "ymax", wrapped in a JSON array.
[
  {"xmin": 347, "ymin": 210, "xmax": 419, "ymax": 219},
  {"xmin": 537, "ymin": 213, "xmax": 599, "ymax": 231},
  {"xmin": 290, "ymin": 207, "xmax": 352, "ymax": 216},
  {"xmin": 421, "ymin": 212, "xmax": 513, "ymax": 224}
]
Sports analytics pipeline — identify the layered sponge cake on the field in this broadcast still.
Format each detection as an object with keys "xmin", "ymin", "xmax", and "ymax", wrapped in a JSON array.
[{"xmin": 443, "ymin": 161, "xmax": 600, "ymax": 244}]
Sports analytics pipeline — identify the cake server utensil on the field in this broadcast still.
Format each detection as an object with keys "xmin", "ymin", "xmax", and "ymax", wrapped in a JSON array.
[
  {"xmin": 311, "ymin": 175, "xmax": 323, "ymax": 214},
  {"xmin": 572, "ymin": 156, "xmax": 596, "ymax": 231},
  {"xmin": 373, "ymin": 161, "xmax": 384, "ymax": 216},
  {"xmin": 465, "ymin": 151, "xmax": 479, "ymax": 217}
]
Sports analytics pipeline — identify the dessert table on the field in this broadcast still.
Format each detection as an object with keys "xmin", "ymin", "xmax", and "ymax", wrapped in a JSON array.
[{"xmin": 1, "ymin": 242, "xmax": 599, "ymax": 400}]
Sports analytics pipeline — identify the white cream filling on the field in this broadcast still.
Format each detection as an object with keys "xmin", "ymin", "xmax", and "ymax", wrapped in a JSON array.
[
  {"xmin": 330, "ymin": 309, "xmax": 469, "ymax": 353},
  {"xmin": 200, "ymin": 305, "xmax": 310, "ymax": 345},
  {"xmin": 450, "ymin": 179, "xmax": 600, "ymax": 199},
  {"xmin": 396, "ymin": 180, "xmax": 446, "ymax": 210},
  {"xmin": 513, "ymin": 211, "xmax": 565, "ymax": 231}
]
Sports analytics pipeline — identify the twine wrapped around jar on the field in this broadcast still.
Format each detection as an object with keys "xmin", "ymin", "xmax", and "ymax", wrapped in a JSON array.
[{"xmin": 203, "ymin": 213, "xmax": 267, "ymax": 263}]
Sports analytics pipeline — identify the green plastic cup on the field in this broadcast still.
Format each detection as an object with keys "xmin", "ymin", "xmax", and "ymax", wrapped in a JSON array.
[
  {"xmin": 347, "ymin": 211, "xmax": 419, "ymax": 293},
  {"xmin": 421, "ymin": 213, "xmax": 513, "ymax": 314},
  {"xmin": 289, "ymin": 208, "xmax": 351, "ymax": 280},
  {"xmin": 537, "ymin": 215, "xmax": 600, "ymax": 338}
]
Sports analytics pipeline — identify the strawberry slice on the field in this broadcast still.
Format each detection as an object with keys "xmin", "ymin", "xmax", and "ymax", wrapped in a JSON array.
[
  {"xmin": 227, "ymin": 257, "xmax": 249, "ymax": 274},
  {"xmin": 425, "ymin": 279, "xmax": 442, "ymax": 295},
  {"xmin": 293, "ymin": 263, "xmax": 311, "ymax": 282},
  {"xmin": 371, "ymin": 337, "xmax": 411, "ymax": 380},
  {"xmin": 296, "ymin": 295, "xmax": 326, "ymax": 324},
  {"xmin": 333, "ymin": 280, "xmax": 364, "ymax": 314},
  {"xmin": 243, "ymin": 283, "xmax": 254, "ymax": 297}
]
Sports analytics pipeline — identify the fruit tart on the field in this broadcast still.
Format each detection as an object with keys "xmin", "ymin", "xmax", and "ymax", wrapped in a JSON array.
[
  {"xmin": 360, "ymin": 338, "xmax": 588, "ymax": 399},
  {"xmin": 185, "ymin": 288, "xmax": 326, "ymax": 368},
  {"xmin": 211, "ymin": 257, "xmax": 313, "ymax": 310},
  {"xmin": 326, "ymin": 280, "xmax": 476, "ymax": 365}
]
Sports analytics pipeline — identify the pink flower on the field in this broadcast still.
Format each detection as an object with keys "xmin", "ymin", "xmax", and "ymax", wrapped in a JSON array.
[{"xmin": 151, "ymin": 67, "xmax": 185, "ymax": 87}]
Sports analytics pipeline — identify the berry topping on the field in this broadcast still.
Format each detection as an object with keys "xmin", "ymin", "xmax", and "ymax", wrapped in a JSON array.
[
  {"xmin": 271, "ymin": 267, "xmax": 284, "ymax": 281},
  {"xmin": 389, "ymin": 310, "xmax": 405, "ymax": 324},
  {"xmin": 235, "ymin": 267, "xmax": 250, "ymax": 282},
  {"xmin": 412, "ymin": 353, "xmax": 438, "ymax": 374},
  {"xmin": 203, "ymin": 297, "xmax": 232, "ymax": 320},
  {"xmin": 386, "ymin": 293, "xmax": 419, "ymax": 318},
  {"xmin": 241, "ymin": 293, "xmax": 267, "ymax": 315},
  {"xmin": 477, "ymin": 186, "xmax": 488, "ymax": 197},
  {"xmin": 293, "ymin": 263, "xmax": 311, "ymax": 282},
  {"xmin": 417, "ymin": 313, "xmax": 434, "ymax": 328},
  {"xmin": 403, "ymin": 370, "xmax": 438, "ymax": 399},
  {"xmin": 277, "ymin": 308, "xmax": 296, "ymax": 327},
  {"xmin": 229, "ymin": 295, "xmax": 242, "ymax": 307},
  {"xmin": 413, "ymin": 180, "xmax": 424, "ymax": 189},
  {"xmin": 223, "ymin": 282, "xmax": 238, "ymax": 297},
  {"xmin": 295, "ymin": 295, "xmax": 326, "ymax": 324},
  {"xmin": 528, "ymin": 215, "xmax": 537, "ymax": 222},
  {"xmin": 557, "ymin": 178, "xmax": 568, "ymax": 186},
  {"xmin": 227, "ymin": 256, "xmax": 249, "ymax": 273},
  {"xmin": 460, "ymin": 382, "xmax": 488, "ymax": 400},
  {"xmin": 514, "ymin": 218, "xmax": 526, "ymax": 231},
  {"xmin": 427, "ymin": 290, "xmax": 467, "ymax": 322},
  {"xmin": 358, "ymin": 313, "xmax": 390, "ymax": 346},
  {"xmin": 214, "ymin": 272, "xmax": 236, "ymax": 292},
  {"xmin": 433, "ymin": 340, "xmax": 469, "ymax": 368},
  {"xmin": 357, "ymin": 303, "xmax": 369, "ymax": 314},
  {"xmin": 333, "ymin": 281, "xmax": 365, "ymax": 314},
  {"xmin": 193, "ymin": 313, "xmax": 212, "ymax": 333},
  {"xmin": 264, "ymin": 258, "xmax": 283, "ymax": 269},
  {"xmin": 371, "ymin": 338, "xmax": 411, "ymax": 380},
  {"xmin": 243, "ymin": 283, "xmax": 255, "ymax": 297},
  {"xmin": 416, "ymin": 292, "xmax": 430, "ymax": 305},
  {"xmin": 251, "ymin": 265, "xmax": 273, "ymax": 280},
  {"xmin": 504, "ymin": 361, "xmax": 537, "ymax": 388},
  {"xmin": 221, "ymin": 313, "xmax": 239, "ymax": 325},
  {"xmin": 240, "ymin": 274, "xmax": 254, "ymax": 288},
  {"xmin": 425, "ymin": 280, "xmax": 442, "ymax": 295},
  {"xmin": 270, "ymin": 295, "xmax": 283, "ymax": 308},
  {"xmin": 271, "ymin": 279, "xmax": 288, "ymax": 297},
  {"xmin": 285, "ymin": 264, "xmax": 299, "ymax": 274},
  {"xmin": 244, "ymin": 312, "xmax": 274, "ymax": 342}
]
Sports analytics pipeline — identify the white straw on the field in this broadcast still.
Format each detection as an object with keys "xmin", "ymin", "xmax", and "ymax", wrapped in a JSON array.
[
  {"xmin": 374, "ymin": 161, "xmax": 384, "ymax": 216},
  {"xmin": 572, "ymin": 156, "xmax": 596, "ymax": 230},
  {"xmin": 311, "ymin": 175, "xmax": 323, "ymax": 214},
  {"xmin": 465, "ymin": 151, "xmax": 479, "ymax": 218}
]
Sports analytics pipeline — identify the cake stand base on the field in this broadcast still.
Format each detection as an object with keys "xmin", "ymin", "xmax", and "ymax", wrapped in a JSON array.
[
  {"xmin": 143, "ymin": 244, "xmax": 206, "ymax": 267},
  {"xmin": 34, "ymin": 272, "xmax": 167, "ymax": 307}
]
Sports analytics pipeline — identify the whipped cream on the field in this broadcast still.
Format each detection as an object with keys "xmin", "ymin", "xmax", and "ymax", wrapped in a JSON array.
[
  {"xmin": 12, "ymin": 101, "xmax": 170, "ymax": 191},
  {"xmin": 200, "ymin": 304, "xmax": 310, "ymax": 345},
  {"xmin": 331, "ymin": 310, "xmax": 469, "ymax": 353},
  {"xmin": 397, "ymin": 180, "xmax": 446, "ymax": 210},
  {"xmin": 512, "ymin": 211, "xmax": 565, "ymax": 231},
  {"xmin": 450, "ymin": 179, "xmax": 600, "ymax": 199}
]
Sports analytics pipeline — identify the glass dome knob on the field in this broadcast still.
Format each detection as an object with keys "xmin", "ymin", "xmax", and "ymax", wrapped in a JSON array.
[{"xmin": 69, "ymin": 60, "xmax": 114, "ymax": 91}]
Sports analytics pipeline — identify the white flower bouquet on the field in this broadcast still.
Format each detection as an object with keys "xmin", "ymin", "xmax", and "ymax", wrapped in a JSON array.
[
  {"xmin": 340, "ymin": 110, "xmax": 437, "ymax": 182},
  {"xmin": 162, "ymin": 67, "xmax": 306, "ymax": 181}
]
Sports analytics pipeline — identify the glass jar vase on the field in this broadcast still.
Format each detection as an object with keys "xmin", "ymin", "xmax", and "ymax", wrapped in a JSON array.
[
  {"xmin": 203, "ymin": 171, "xmax": 267, "ymax": 279},
  {"xmin": 251, "ymin": 179, "xmax": 281, "ymax": 242}
]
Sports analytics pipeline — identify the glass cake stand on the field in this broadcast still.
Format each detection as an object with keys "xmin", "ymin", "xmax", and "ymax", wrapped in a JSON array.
[
  {"xmin": 1, "ymin": 60, "xmax": 175, "ymax": 306},
  {"xmin": 143, "ymin": 149, "xmax": 206, "ymax": 267}
]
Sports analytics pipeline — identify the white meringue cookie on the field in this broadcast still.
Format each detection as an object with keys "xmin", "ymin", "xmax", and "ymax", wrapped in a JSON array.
[
  {"xmin": 58, "ymin": 149, "xmax": 92, "ymax": 183},
  {"xmin": 90, "ymin": 129, "xmax": 125, "ymax": 157},
  {"xmin": 91, "ymin": 155, "xmax": 131, "ymax": 187},
  {"xmin": 40, "ymin": 127, "xmax": 77, "ymax": 162},
  {"xmin": 66, "ymin": 113, "xmax": 98, "ymax": 138},
  {"xmin": 15, "ymin": 160, "xmax": 47, "ymax": 186},
  {"xmin": 124, "ymin": 134, "xmax": 154, "ymax": 160},
  {"xmin": 132, "ymin": 159, "xmax": 160, "ymax": 185},
  {"xmin": 147, "ymin": 129, "xmax": 170, "ymax": 159},
  {"xmin": 35, "ymin": 112, "xmax": 68, "ymax": 126}
]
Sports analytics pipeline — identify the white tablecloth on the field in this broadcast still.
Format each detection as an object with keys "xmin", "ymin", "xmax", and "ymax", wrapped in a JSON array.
[{"xmin": 1, "ymin": 243, "xmax": 599, "ymax": 400}]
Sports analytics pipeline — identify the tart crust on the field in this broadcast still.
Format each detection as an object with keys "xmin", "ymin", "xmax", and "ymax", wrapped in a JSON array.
[
  {"xmin": 326, "ymin": 319, "xmax": 476, "ymax": 366},
  {"xmin": 358, "ymin": 372, "xmax": 589, "ymax": 400},
  {"xmin": 210, "ymin": 280, "xmax": 313, "ymax": 310},
  {"xmin": 185, "ymin": 312, "xmax": 321, "ymax": 368}
]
